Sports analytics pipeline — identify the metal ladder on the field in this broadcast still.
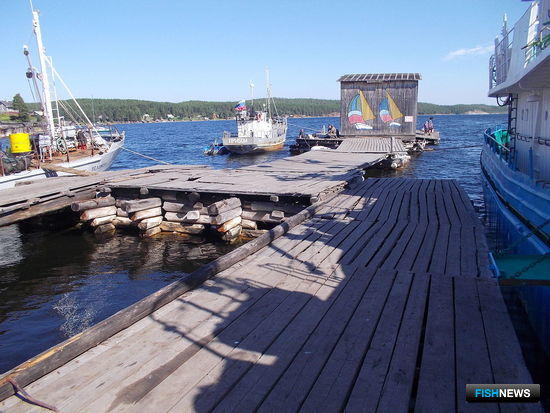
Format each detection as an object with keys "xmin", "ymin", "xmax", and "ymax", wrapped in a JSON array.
[{"xmin": 507, "ymin": 93, "xmax": 518, "ymax": 168}]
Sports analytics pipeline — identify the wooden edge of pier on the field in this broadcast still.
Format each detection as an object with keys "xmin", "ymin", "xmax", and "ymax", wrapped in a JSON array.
[{"xmin": 0, "ymin": 198, "xmax": 328, "ymax": 401}]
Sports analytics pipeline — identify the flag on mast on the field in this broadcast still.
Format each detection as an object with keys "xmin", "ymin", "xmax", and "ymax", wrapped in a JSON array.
[{"xmin": 234, "ymin": 100, "xmax": 247, "ymax": 111}]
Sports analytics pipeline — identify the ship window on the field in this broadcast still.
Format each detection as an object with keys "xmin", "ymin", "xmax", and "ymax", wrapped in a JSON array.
[
  {"xmin": 521, "ymin": 109, "xmax": 524, "ymax": 120},
  {"xmin": 546, "ymin": 111, "xmax": 548, "ymax": 121}
]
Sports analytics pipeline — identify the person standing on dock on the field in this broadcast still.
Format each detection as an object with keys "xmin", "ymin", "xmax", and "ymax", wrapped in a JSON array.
[{"xmin": 423, "ymin": 117, "xmax": 434, "ymax": 134}]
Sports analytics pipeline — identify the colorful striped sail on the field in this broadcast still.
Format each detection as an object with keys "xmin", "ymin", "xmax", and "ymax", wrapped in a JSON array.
[
  {"xmin": 379, "ymin": 90, "xmax": 403, "ymax": 126},
  {"xmin": 348, "ymin": 91, "xmax": 374, "ymax": 129}
]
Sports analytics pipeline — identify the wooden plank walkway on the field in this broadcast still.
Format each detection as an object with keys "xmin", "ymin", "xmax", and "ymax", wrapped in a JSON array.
[
  {"xmin": 336, "ymin": 137, "xmax": 407, "ymax": 154},
  {"xmin": 0, "ymin": 178, "xmax": 539, "ymax": 412},
  {"xmin": 0, "ymin": 151, "xmax": 385, "ymax": 227}
]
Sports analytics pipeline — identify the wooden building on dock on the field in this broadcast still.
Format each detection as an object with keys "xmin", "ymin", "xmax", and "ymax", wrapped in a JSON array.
[{"xmin": 338, "ymin": 73, "xmax": 421, "ymax": 139}]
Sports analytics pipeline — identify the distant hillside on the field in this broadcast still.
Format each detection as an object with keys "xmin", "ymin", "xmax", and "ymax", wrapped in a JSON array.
[
  {"xmin": 29, "ymin": 98, "xmax": 506, "ymax": 122},
  {"xmin": 417, "ymin": 102, "xmax": 506, "ymax": 115}
]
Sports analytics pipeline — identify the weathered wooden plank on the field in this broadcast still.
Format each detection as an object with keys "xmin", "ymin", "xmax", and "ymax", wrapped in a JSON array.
[
  {"xmin": 414, "ymin": 275, "xmax": 456, "ymax": 413},
  {"xmin": 207, "ymin": 197, "xmax": 241, "ymax": 215},
  {"xmin": 344, "ymin": 270, "xmax": 414, "ymax": 412},
  {"xmin": 376, "ymin": 272, "xmax": 430, "ymax": 412},
  {"xmin": 130, "ymin": 207, "xmax": 162, "ymax": 222},
  {"xmin": 133, "ymin": 255, "xmax": 346, "ymax": 411},
  {"xmin": 71, "ymin": 196, "xmax": 116, "ymax": 211},
  {"xmin": 211, "ymin": 207, "xmax": 242, "ymax": 225},
  {"xmin": 122, "ymin": 198, "xmax": 162, "ymax": 213},
  {"xmin": 298, "ymin": 269, "xmax": 396, "ymax": 412},
  {"xmin": 80, "ymin": 206, "xmax": 117, "ymax": 221},
  {"xmin": 454, "ymin": 276, "xmax": 498, "ymax": 413}
]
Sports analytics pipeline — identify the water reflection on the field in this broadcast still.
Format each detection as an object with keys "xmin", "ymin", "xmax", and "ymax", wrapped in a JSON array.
[{"xmin": 0, "ymin": 225, "xmax": 235, "ymax": 373}]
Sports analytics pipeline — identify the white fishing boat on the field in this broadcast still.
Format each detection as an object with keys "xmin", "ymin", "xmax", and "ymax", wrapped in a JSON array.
[
  {"xmin": 222, "ymin": 70, "xmax": 287, "ymax": 154},
  {"xmin": 0, "ymin": 6, "xmax": 124, "ymax": 190}
]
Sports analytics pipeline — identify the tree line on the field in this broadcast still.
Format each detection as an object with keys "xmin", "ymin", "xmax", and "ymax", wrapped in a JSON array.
[{"xmin": 18, "ymin": 97, "xmax": 506, "ymax": 123}]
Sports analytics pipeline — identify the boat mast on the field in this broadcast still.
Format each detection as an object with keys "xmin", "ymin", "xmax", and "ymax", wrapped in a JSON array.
[
  {"xmin": 249, "ymin": 80, "xmax": 254, "ymax": 111},
  {"xmin": 265, "ymin": 67, "xmax": 271, "ymax": 118},
  {"xmin": 31, "ymin": 8, "xmax": 56, "ymax": 140}
]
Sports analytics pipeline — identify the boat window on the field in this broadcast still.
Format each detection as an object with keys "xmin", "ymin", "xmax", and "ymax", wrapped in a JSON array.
[
  {"xmin": 521, "ymin": 109, "xmax": 525, "ymax": 120},
  {"xmin": 545, "ymin": 110, "xmax": 548, "ymax": 121}
]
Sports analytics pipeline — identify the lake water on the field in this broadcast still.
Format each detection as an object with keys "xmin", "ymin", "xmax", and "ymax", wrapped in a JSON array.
[{"xmin": 0, "ymin": 114, "xmax": 507, "ymax": 373}]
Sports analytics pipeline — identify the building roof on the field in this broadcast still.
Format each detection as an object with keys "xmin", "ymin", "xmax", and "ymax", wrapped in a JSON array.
[
  {"xmin": 338, "ymin": 73, "xmax": 421, "ymax": 82},
  {"xmin": 0, "ymin": 100, "xmax": 13, "ymax": 107}
]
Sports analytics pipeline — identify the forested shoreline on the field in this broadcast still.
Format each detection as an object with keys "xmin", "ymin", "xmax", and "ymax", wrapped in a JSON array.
[{"xmin": 21, "ymin": 98, "xmax": 506, "ymax": 123}]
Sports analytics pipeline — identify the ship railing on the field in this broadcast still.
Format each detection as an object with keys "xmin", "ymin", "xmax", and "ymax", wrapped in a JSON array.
[
  {"xmin": 490, "ymin": 1, "xmax": 549, "ymax": 90},
  {"xmin": 524, "ymin": 22, "xmax": 549, "ymax": 65},
  {"xmin": 489, "ymin": 26, "xmax": 514, "ymax": 89},
  {"xmin": 223, "ymin": 131, "xmax": 238, "ymax": 138}
]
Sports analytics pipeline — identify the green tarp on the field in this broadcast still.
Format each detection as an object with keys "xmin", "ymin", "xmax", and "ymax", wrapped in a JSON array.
[{"xmin": 492, "ymin": 129, "xmax": 509, "ymax": 146}]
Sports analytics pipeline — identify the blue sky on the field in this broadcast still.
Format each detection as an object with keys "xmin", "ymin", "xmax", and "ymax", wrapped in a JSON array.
[{"xmin": 0, "ymin": 0, "xmax": 529, "ymax": 105}]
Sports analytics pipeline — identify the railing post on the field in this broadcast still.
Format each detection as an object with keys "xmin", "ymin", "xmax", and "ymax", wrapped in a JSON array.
[{"xmin": 529, "ymin": 147, "xmax": 534, "ymax": 179}]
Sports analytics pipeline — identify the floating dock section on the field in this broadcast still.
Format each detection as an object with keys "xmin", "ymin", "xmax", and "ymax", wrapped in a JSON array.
[{"xmin": 0, "ymin": 174, "xmax": 541, "ymax": 411}]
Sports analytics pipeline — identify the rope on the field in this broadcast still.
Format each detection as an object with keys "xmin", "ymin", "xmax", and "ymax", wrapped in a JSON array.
[
  {"xmin": 497, "ymin": 218, "xmax": 550, "ymax": 255},
  {"xmin": 433, "ymin": 144, "xmax": 483, "ymax": 150},
  {"xmin": 121, "ymin": 147, "xmax": 172, "ymax": 165},
  {"xmin": 286, "ymin": 121, "xmax": 324, "ymax": 133},
  {"xmin": 512, "ymin": 253, "xmax": 549, "ymax": 278},
  {"xmin": 8, "ymin": 378, "xmax": 58, "ymax": 412}
]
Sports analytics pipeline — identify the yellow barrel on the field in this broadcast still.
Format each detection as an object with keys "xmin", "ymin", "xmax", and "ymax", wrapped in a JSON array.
[{"xmin": 9, "ymin": 133, "xmax": 32, "ymax": 154}]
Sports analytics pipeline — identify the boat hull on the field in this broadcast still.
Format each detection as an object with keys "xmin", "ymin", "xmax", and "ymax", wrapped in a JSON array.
[
  {"xmin": 481, "ymin": 146, "xmax": 550, "ymax": 253},
  {"xmin": 224, "ymin": 141, "xmax": 285, "ymax": 154},
  {"xmin": 222, "ymin": 133, "xmax": 286, "ymax": 155},
  {"xmin": 0, "ymin": 140, "xmax": 123, "ymax": 190},
  {"xmin": 481, "ymin": 143, "xmax": 550, "ymax": 356}
]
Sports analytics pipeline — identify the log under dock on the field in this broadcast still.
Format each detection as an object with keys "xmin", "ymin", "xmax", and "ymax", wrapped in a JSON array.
[{"xmin": 0, "ymin": 178, "xmax": 541, "ymax": 412}]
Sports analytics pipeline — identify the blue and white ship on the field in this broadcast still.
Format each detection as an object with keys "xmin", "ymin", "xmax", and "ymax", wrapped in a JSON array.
[{"xmin": 482, "ymin": 0, "xmax": 550, "ymax": 353}]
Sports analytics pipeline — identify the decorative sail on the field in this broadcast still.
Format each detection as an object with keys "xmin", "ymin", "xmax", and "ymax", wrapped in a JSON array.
[
  {"xmin": 348, "ymin": 91, "xmax": 374, "ymax": 129},
  {"xmin": 359, "ymin": 91, "xmax": 375, "ymax": 121},
  {"xmin": 379, "ymin": 90, "xmax": 402, "ymax": 127},
  {"xmin": 386, "ymin": 91, "xmax": 403, "ymax": 120}
]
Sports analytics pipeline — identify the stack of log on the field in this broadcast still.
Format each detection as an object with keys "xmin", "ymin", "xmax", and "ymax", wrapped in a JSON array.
[
  {"xmin": 71, "ymin": 196, "xmax": 117, "ymax": 235},
  {"xmin": 71, "ymin": 190, "xmax": 306, "ymax": 243},
  {"xmin": 208, "ymin": 197, "xmax": 242, "ymax": 243},
  {"xmin": 120, "ymin": 198, "xmax": 163, "ymax": 237},
  {"xmin": 240, "ymin": 200, "xmax": 303, "ymax": 237},
  {"xmin": 160, "ymin": 193, "xmax": 207, "ymax": 243},
  {"xmin": 113, "ymin": 199, "xmax": 132, "ymax": 228}
]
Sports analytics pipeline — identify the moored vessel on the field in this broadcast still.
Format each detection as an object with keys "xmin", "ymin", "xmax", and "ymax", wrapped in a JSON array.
[
  {"xmin": 482, "ymin": 0, "xmax": 550, "ymax": 353},
  {"xmin": 222, "ymin": 70, "xmax": 287, "ymax": 154},
  {"xmin": 0, "ymin": 6, "xmax": 124, "ymax": 190}
]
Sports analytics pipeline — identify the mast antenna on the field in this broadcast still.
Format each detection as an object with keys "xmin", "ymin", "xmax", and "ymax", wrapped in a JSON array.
[{"xmin": 249, "ymin": 80, "xmax": 254, "ymax": 109}]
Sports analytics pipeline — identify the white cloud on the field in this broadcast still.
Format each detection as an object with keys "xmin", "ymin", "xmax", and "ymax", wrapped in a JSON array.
[{"xmin": 443, "ymin": 45, "xmax": 493, "ymax": 61}]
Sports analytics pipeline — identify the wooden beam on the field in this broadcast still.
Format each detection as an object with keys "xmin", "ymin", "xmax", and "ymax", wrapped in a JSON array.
[{"xmin": 0, "ymin": 198, "xmax": 328, "ymax": 401}]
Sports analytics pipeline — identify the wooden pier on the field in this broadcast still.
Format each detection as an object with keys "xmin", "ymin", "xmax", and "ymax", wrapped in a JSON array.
[
  {"xmin": 0, "ymin": 175, "xmax": 541, "ymax": 412},
  {"xmin": 0, "ymin": 150, "xmax": 386, "ymax": 228}
]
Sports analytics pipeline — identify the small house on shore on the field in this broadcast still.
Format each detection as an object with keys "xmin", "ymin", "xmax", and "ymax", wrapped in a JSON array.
[
  {"xmin": 0, "ymin": 101, "xmax": 15, "ymax": 114},
  {"xmin": 338, "ymin": 73, "xmax": 421, "ymax": 138}
]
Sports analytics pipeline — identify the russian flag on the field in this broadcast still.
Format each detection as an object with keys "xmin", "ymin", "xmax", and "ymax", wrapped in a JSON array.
[{"xmin": 234, "ymin": 100, "xmax": 247, "ymax": 111}]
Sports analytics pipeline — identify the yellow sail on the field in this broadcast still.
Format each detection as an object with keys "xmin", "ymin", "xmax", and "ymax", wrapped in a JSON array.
[
  {"xmin": 359, "ymin": 91, "xmax": 375, "ymax": 121},
  {"xmin": 386, "ymin": 90, "xmax": 403, "ymax": 120}
]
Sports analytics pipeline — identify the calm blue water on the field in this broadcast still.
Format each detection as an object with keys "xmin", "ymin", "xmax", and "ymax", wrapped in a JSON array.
[{"xmin": 0, "ymin": 114, "xmax": 507, "ymax": 373}]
